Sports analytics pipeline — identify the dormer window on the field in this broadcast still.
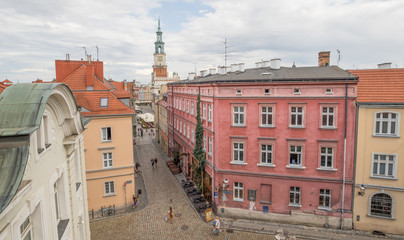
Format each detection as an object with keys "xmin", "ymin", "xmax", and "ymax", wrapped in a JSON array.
[
  {"xmin": 326, "ymin": 88, "xmax": 333, "ymax": 94},
  {"xmin": 100, "ymin": 98, "xmax": 108, "ymax": 107},
  {"xmin": 236, "ymin": 89, "xmax": 242, "ymax": 95},
  {"xmin": 265, "ymin": 89, "xmax": 271, "ymax": 95},
  {"xmin": 294, "ymin": 88, "xmax": 301, "ymax": 95}
]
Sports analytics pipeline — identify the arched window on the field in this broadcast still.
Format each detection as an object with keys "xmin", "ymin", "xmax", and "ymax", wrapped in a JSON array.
[{"xmin": 370, "ymin": 193, "xmax": 392, "ymax": 218}]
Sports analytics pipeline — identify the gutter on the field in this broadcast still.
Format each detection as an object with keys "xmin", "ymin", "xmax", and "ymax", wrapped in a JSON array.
[
  {"xmin": 340, "ymin": 83, "xmax": 348, "ymax": 230},
  {"xmin": 351, "ymin": 101, "xmax": 359, "ymax": 229}
]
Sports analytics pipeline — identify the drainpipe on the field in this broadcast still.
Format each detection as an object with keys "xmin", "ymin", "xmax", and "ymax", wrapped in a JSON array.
[
  {"xmin": 340, "ymin": 83, "xmax": 348, "ymax": 230},
  {"xmin": 351, "ymin": 101, "xmax": 359, "ymax": 229},
  {"xmin": 171, "ymin": 85, "xmax": 175, "ymax": 157}
]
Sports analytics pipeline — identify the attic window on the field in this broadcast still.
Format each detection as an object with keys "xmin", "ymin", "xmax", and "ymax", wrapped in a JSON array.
[
  {"xmin": 265, "ymin": 89, "xmax": 271, "ymax": 95},
  {"xmin": 294, "ymin": 88, "xmax": 301, "ymax": 95},
  {"xmin": 326, "ymin": 88, "xmax": 333, "ymax": 94},
  {"xmin": 100, "ymin": 98, "xmax": 109, "ymax": 107},
  {"xmin": 236, "ymin": 89, "xmax": 242, "ymax": 95}
]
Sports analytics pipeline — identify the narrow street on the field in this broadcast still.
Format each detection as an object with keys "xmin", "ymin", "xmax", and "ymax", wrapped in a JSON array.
[{"xmin": 89, "ymin": 124, "xmax": 273, "ymax": 239}]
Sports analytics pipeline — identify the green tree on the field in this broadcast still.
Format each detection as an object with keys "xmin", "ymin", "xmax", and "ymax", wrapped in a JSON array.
[{"xmin": 193, "ymin": 92, "xmax": 206, "ymax": 193}]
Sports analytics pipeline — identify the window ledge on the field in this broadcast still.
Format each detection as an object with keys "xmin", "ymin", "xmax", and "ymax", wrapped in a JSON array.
[
  {"xmin": 372, "ymin": 134, "xmax": 400, "ymax": 138},
  {"xmin": 260, "ymin": 201, "xmax": 272, "ymax": 204},
  {"xmin": 289, "ymin": 126, "xmax": 305, "ymax": 129},
  {"xmin": 286, "ymin": 165, "xmax": 306, "ymax": 169},
  {"xmin": 319, "ymin": 127, "xmax": 338, "ymax": 130},
  {"xmin": 317, "ymin": 168, "xmax": 337, "ymax": 172},
  {"xmin": 231, "ymin": 125, "xmax": 247, "ymax": 128},
  {"xmin": 230, "ymin": 162, "xmax": 247, "ymax": 166},
  {"xmin": 103, "ymin": 194, "xmax": 116, "ymax": 198},
  {"xmin": 370, "ymin": 176, "xmax": 397, "ymax": 180},
  {"xmin": 318, "ymin": 207, "xmax": 332, "ymax": 211},
  {"xmin": 367, "ymin": 214, "xmax": 395, "ymax": 220},
  {"xmin": 233, "ymin": 199, "xmax": 244, "ymax": 202},
  {"xmin": 257, "ymin": 163, "xmax": 276, "ymax": 168},
  {"xmin": 259, "ymin": 125, "xmax": 275, "ymax": 128},
  {"xmin": 101, "ymin": 140, "xmax": 112, "ymax": 143},
  {"xmin": 289, "ymin": 204, "xmax": 301, "ymax": 208}
]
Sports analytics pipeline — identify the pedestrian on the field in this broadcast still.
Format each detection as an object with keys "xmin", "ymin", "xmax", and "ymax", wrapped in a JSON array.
[
  {"xmin": 168, "ymin": 207, "xmax": 173, "ymax": 224},
  {"xmin": 154, "ymin": 157, "xmax": 158, "ymax": 167},
  {"xmin": 151, "ymin": 158, "xmax": 154, "ymax": 168},
  {"xmin": 132, "ymin": 195, "xmax": 138, "ymax": 209},
  {"xmin": 213, "ymin": 217, "xmax": 220, "ymax": 235}
]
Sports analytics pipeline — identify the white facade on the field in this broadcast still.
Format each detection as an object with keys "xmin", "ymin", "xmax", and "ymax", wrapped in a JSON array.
[{"xmin": 0, "ymin": 84, "xmax": 91, "ymax": 240}]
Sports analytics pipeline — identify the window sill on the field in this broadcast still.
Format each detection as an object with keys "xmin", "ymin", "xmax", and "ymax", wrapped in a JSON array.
[
  {"xmin": 286, "ymin": 165, "xmax": 306, "ymax": 169},
  {"xmin": 231, "ymin": 125, "xmax": 247, "ymax": 128},
  {"xmin": 103, "ymin": 194, "xmax": 116, "ymax": 198},
  {"xmin": 317, "ymin": 168, "xmax": 337, "ymax": 172},
  {"xmin": 370, "ymin": 176, "xmax": 397, "ymax": 180},
  {"xmin": 367, "ymin": 214, "xmax": 395, "ymax": 220},
  {"xmin": 372, "ymin": 134, "xmax": 400, "ymax": 138},
  {"xmin": 257, "ymin": 163, "xmax": 276, "ymax": 168},
  {"xmin": 289, "ymin": 126, "xmax": 305, "ymax": 129},
  {"xmin": 233, "ymin": 199, "xmax": 244, "ymax": 202},
  {"xmin": 318, "ymin": 207, "xmax": 332, "ymax": 211},
  {"xmin": 289, "ymin": 204, "xmax": 301, "ymax": 208},
  {"xmin": 260, "ymin": 201, "xmax": 272, "ymax": 204},
  {"xmin": 319, "ymin": 127, "xmax": 338, "ymax": 130},
  {"xmin": 259, "ymin": 125, "xmax": 275, "ymax": 128},
  {"xmin": 101, "ymin": 140, "xmax": 112, "ymax": 143},
  {"xmin": 230, "ymin": 162, "xmax": 247, "ymax": 166}
]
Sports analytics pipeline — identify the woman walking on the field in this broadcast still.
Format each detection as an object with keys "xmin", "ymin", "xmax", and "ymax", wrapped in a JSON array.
[{"xmin": 168, "ymin": 207, "xmax": 173, "ymax": 224}]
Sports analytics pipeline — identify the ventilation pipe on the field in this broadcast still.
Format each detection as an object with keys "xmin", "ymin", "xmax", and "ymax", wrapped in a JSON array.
[
  {"xmin": 271, "ymin": 58, "xmax": 281, "ymax": 69},
  {"xmin": 255, "ymin": 62, "xmax": 262, "ymax": 68},
  {"xmin": 238, "ymin": 63, "xmax": 245, "ymax": 72},
  {"xmin": 262, "ymin": 60, "xmax": 270, "ymax": 67},
  {"xmin": 231, "ymin": 64, "xmax": 238, "ymax": 72},
  {"xmin": 200, "ymin": 70, "xmax": 208, "ymax": 77},
  {"xmin": 209, "ymin": 68, "xmax": 216, "ymax": 75},
  {"xmin": 378, "ymin": 62, "xmax": 392, "ymax": 69},
  {"xmin": 188, "ymin": 72, "xmax": 196, "ymax": 80},
  {"xmin": 219, "ymin": 66, "xmax": 227, "ymax": 75}
]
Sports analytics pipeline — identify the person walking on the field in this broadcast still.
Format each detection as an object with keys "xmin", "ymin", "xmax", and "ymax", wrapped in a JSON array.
[
  {"xmin": 168, "ymin": 207, "xmax": 173, "ymax": 224},
  {"xmin": 154, "ymin": 157, "xmax": 158, "ymax": 167},
  {"xmin": 213, "ymin": 217, "xmax": 220, "ymax": 235},
  {"xmin": 132, "ymin": 195, "xmax": 138, "ymax": 209},
  {"xmin": 151, "ymin": 158, "xmax": 154, "ymax": 168}
]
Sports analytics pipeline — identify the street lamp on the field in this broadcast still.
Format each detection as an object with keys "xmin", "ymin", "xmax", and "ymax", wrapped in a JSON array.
[{"xmin": 358, "ymin": 184, "xmax": 366, "ymax": 196}]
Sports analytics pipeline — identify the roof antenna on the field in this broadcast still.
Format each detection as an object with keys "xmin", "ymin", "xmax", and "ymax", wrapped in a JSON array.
[
  {"xmin": 82, "ymin": 47, "xmax": 88, "ymax": 60},
  {"xmin": 96, "ymin": 45, "xmax": 99, "ymax": 61},
  {"xmin": 337, "ymin": 49, "xmax": 341, "ymax": 66},
  {"xmin": 223, "ymin": 38, "xmax": 228, "ymax": 67}
]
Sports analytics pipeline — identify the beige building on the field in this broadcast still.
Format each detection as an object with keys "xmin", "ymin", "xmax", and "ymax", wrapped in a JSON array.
[
  {"xmin": 351, "ymin": 67, "xmax": 404, "ymax": 235},
  {"xmin": 0, "ymin": 83, "xmax": 90, "ymax": 239},
  {"xmin": 154, "ymin": 93, "xmax": 169, "ymax": 155}
]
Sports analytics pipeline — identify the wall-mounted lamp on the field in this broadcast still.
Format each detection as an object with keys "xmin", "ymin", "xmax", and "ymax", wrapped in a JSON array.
[
  {"xmin": 358, "ymin": 184, "xmax": 365, "ymax": 196},
  {"xmin": 223, "ymin": 178, "xmax": 229, "ymax": 190}
]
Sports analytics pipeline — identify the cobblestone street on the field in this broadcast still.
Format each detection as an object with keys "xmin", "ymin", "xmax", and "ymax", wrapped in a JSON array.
[{"xmin": 90, "ymin": 134, "xmax": 274, "ymax": 240}]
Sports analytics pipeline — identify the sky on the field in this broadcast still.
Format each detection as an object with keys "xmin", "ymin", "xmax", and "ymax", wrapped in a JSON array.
[{"xmin": 1, "ymin": 0, "xmax": 404, "ymax": 84}]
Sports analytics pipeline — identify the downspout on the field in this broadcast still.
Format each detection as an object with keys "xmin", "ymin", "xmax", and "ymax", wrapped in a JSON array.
[
  {"xmin": 340, "ymin": 83, "xmax": 348, "ymax": 230},
  {"xmin": 210, "ymin": 83, "xmax": 216, "ymax": 208},
  {"xmin": 171, "ymin": 85, "xmax": 175, "ymax": 157},
  {"xmin": 351, "ymin": 101, "xmax": 359, "ymax": 229}
]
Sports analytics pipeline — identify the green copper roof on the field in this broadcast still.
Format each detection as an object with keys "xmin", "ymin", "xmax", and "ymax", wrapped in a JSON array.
[{"xmin": 0, "ymin": 83, "xmax": 62, "ymax": 136}]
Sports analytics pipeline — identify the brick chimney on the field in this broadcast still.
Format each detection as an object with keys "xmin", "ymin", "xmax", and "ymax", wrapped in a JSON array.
[
  {"xmin": 86, "ymin": 60, "xmax": 94, "ymax": 89},
  {"xmin": 318, "ymin": 51, "xmax": 330, "ymax": 67}
]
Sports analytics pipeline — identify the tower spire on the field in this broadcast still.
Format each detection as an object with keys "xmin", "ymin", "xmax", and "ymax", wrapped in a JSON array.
[{"xmin": 158, "ymin": 16, "xmax": 161, "ymax": 31}]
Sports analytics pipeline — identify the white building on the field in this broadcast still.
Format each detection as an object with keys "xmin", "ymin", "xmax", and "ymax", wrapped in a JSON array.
[{"xmin": 0, "ymin": 83, "xmax": 91, "ymax": 239}]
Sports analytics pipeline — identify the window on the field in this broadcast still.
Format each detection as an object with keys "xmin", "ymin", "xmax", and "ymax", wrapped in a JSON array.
[
  {"xmin": 319, "ymin": 189, "xmax": 331, "ymax": 209},
  {"xmin": 208, "ymin": 137, "xmax": 212, "ymax": 155},
  {"xmin": 289, "ymin": 186, "xmax": 301, "ymax": 206},
  {"xmin": 191, "ymin": 128, "xmax": 195, "ymax": 143},
  {"xmin": 183, "ymin": 123, "xmax": 186, "ymax": 136},
  {"xmin": 186, "ymin": 100, "xmax": 189, "ymax": 113},
  {"xmin": 103, "ymin": 152, "xmax": 113, "ymax": 168},
  {"xmin": 101, "ymin": 127, "xmax": 112, "ymax": 141},
  {"xmin": 203, "ymin": 135, "xmax": 206, "ymax": 151},
  {"xmin": 233, "ymin": 142, "xmax": 244, "ymax": 162},
  {"xmin": 374, "ymin": 112, "xmax": 399, "ymax": 136},
  {"xmin": 260, "ymin": 184, "xmax": 272, "ymax": 203},
  {"xmin": 326, "ymin": 88, "xmax": 333, "ymax": 94},
  {"xmin": 100, "ymin": 98, "xmax": 108, "ymax": 107},
  {"xmin": 233, "ymin": 106, "xmax": 245, "ymax": 126},
  {"xmin": 261, "ymin": 106, "xmax": 273, "ymax": 126},
  {"xmin": 370, "ymin": 193, "xmax": 392, "ymax": 218},
  {"xmin": 233, "ymin": 182, "xmax": 244, "ymax": 201},
  {"xmin": 176, "ymin": 119, "xmax": 178, "ymax": 130},
  {"xmin": 208, "ymin": 104, "xmax": 212, "ymax": 121},
  {"xmin": 236, "ymin": 89, "xmax": 242, "ymax": 95},
  {"xmin": 261, "ymin": 144, "xmax": 272, "ymax": 164},
  {"xmin": 191, "ymin": 101, "xmax": 194, "ymax": 115},
  {"xmin": 176, "ymin": 99, "xmax": 179, "ymax": 109},
  {"xmin": 294, "ymin": 88, "xmax": 301, "ymax": 94},
  {"xmin": 104, "ymin": 181, "xmax": 115, "ymax": 196},
  {"xmin": 20, "ymin": 216, "xmax": 32, "ymax": 240},
  {"xmin": 202, "ymin": 104, "xmax": 206, "ymax": 119},
  {"xmin": 289, "ymin": 145, "xmax": 302, "ymax": 166},
  {"xmin": 320, "ymin": 147, "xmax": 333, "ymax": 168},
  {"xmin": 183, "ymin": 99, "xmax": 185, "ymax": 112},
  {"xmin": 179, "ymin": 99, "xmax": 181, "ymax": 111},
  {"xmin": 187, "ymin": 125, "xmax": 190, "ymax": 139},
  {"xmin": 290, "ymin": 106, "xmax": 304, "ymax": 127},
  {"xmin": 180, "ymin": 120, "xmax": 182, "ymax": 133},
  {"xmin": 372, "ymin": 154, "xmax": 397, "ymax": 178},
  {"xmin": 322, "ymin": 107, "xmax": 335, "ymax": 128},
  {"xmin": 265, "ymin": 89, "xmax": 271, "ymax": 95}
]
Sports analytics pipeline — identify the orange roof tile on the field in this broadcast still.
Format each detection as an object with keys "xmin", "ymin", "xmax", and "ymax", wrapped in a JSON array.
[
  {"xmin": 349, "ymin": 69, "xmax": 404, "ymax": 103},
  {"xmin": 0, "ymin": 83, "xmax": 7, "ymax": 94},
  {"xmin": 2, "ymin": 79, "xmax": 12, "ymax": 85}
]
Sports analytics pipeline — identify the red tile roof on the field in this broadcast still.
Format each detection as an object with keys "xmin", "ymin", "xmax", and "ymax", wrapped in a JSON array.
[
  {"xmin": 349, "ymin": 68, "xmax": 404, "ymax": 103},
  {"xmin": 74, "ymin": 91, "xmax": 134, "ymax": 116},
  {"xmin": 2, "ymin": 79, "xmax": 12, "ymax": 85},
  {"xmin": 0, "ymin": 83, "xmax": 7, "ymax": 94}
]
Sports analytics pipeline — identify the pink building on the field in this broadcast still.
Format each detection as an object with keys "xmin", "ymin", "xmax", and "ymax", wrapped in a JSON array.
[{"xmin": 167, "ymin": 54, "xmax": 358, "ymax": 229}]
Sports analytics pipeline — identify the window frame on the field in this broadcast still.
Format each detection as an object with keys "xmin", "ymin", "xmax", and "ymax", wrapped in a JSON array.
[
  {"xmin": 20, "ymin": 215, "xmax": 33, "ymax": 240},
  {"xmin": 232, "ymin": 105, "xmax": 246, "ymax": 126},
  {"xmin": 101, "ymin": 127, "xmax": 112, "ymax": 142},
  {"xmin": 208, "ymin": 104, "xmax": 212, "ymax": 122},
  {"xmin": 373, "ymin": 111, "xmax": 400, "ymax": 137},
  {"xmin": 102, "ymin": 152, "xmax": 113, "ymax": 168},
  {"xmin": 233, "ymin": 182, "xmax": 244, "ymax": 202},
  {"xmin": 260, "ymin": 104, "xmax": 275, "ymax": 127},
  {"xmin": 289, "ymin": 186, "xmax": 301, "ymax": 207},
  {"xmin": 191, "ymin": 101, "xmax": 194, "ymax": 115},
  {"xmin": 187, "ymin": 124, "xmax": 190, "ymax": 139},
  {"xmin": 259, "ymin": 143, "xmax": 274, "ymax": 166},
  {"xmin": 371, "ymin": 153, "xmax": 398, "ymax": 179},
  {"xmin": 208, "ymin": 137, "xmax": 212, "ymax": 155},
  {"xmin": 318, "ymin": 189, "xmax": 331, "ymax": 210},
  {"xmin": 202, "ymin": 103, "xmax": 206, "ymax": 119},
  {"xmin": 320, "ymin": 105, "xmax": 337, "ymax": 129},
  {"xmin": 368, "ymin": 192, "xmax": 394, "ymax": 219},
  {"xmin": 191, "ymin": 127, "xmax": 195, "ymax": 143},
  {"xmin": 100, "ymin": 97, "xmax": 109, "ymax": 107},
  {"xmin": 287, "ymin": 141, "xmax": 305, "ymax": 169},
  {"xmin": 231, "ymin": 141, "xmax": 246, "ymax": 164},
  {"xmin": 317, "ymin": 142, "xmax": 337, "ymax": 171},
  {"xmin": 104, "ymin": 181, "xmax": 115, "ymax": 196},
  {"xmin": 289, "ymin": 105, "xmax": 305, "ymax": 128}
]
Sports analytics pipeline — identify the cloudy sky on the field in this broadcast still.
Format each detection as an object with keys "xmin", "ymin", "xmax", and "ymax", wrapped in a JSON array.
[{"xmin": 1, "ymin": 0, "xmax": 403, "ymax": 84}]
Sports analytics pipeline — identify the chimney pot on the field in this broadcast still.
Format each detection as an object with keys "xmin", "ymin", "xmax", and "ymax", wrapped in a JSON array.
[
  {"xmin": 318, "ymin": 51, "xmax": 330, "ymax": 67},
  {"xmin": 378, "ymin": 62, "xmax": 392, "ymax": 69},
  {"xmin": 271, "ymin": 58, "xmax": 281, "ymax": 70}
]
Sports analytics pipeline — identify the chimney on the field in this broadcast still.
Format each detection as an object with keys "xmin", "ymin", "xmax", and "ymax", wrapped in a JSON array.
[
  {"xmin": 238, "ymin": 63, "xmax": 245, "ymax": 72},
  {"xmin": 124, "ymin": 80, "xmax": 127, "ymax": 91},
  {"xmin": 231, "ymin": 64, "xmax": 238, "ymax": 72},
  {"xmin": 86, "ymin": 62, "xmax": 94, "ymax": 89},
  {"xmin": 219, "ymin": 66, "xmax": 227, "ymax": 75},
  {"xmin": 209, "ymin": 68, "xmax": 216, "ymax": 75},
  {"xmin": 188, "ymin": 72, "xmax": 195, "ymax": 80},
  {"xmin": 271, "ymin": 58, "xmax": 281, "ymax": 69},
  {"xmin": 378, "ymin": 62, "xmax": 392, "ymax": 69},
  {"xmin": 200, "ymin": 70, "xmax": 208, "ymax": 77},
  {"xmin": 262, "ymin": 60, "xmax": 270, "ymax": 67},
  {"xmin": 255, "ymin": 62, "xmax": 262, "ymax": 68},
  {"xmin": 318, "ymin": 51, "xmax": 330, "ymax": 67}
]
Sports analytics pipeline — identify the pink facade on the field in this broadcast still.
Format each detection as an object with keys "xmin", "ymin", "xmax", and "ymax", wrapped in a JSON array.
[{"xmin": 168, "ymin": 65, "xmax": 358, "ymax": 227}]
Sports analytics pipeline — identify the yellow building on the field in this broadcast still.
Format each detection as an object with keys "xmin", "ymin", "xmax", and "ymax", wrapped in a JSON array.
[
  {"xmin": 55, "ymin": 59, "xmax": 136, "ymax": 212},
  {"xmin": 351, "ymin": 67, "xmax": 404, "ymax": 235}
]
